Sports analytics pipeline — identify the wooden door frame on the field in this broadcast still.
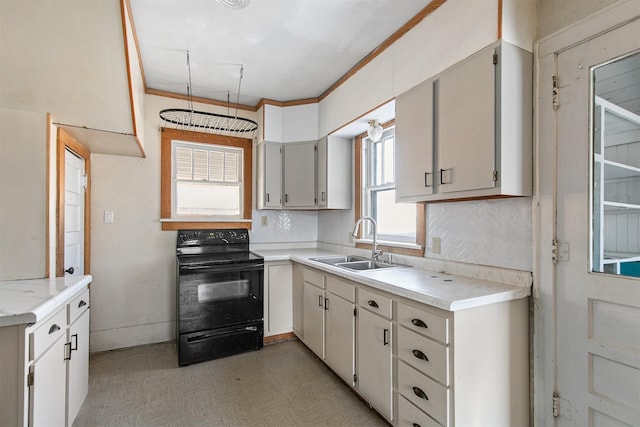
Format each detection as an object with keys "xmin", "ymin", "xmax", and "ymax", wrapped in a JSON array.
[{"xmin": 56, "ymin": 129, "xmax": 91, "ymax": 277}]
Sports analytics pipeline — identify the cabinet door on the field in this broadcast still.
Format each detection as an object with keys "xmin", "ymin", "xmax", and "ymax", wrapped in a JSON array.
[
  {"xmin": 302, "ymin": 281, "xmax": 324, "ymax": 357},
  {"xmin": 263, "ymin": 143, "xmax": 282, "ymax": 208},
  {"xmin": 317, "ymin": 137, "xmax": 328, "ymax": 208},
  {"xmin": 292, "ymin": 264, "xmax": 304, "ymax": 338},
  {"xmin": 437, "ymin": 46, "xmax": 496, "ymax": 194},
  {"xmin": 67, "ymin": 309, "xmax": 89, "ymax": 426},
  {"xmin": 265, "ymin": 263, "xmax": 293, "ymax": 336},
  {"xmin": 283, "ymin": 142, "xmax": 316, "ymax": 208},
  {"xmin": 357, "ymin": 308, "xmax": 393, "ymax": 421},
  {"xmin": 395, "ymin": 79, "xmax": 435, "ymax": 200},
  {"xmin": 324, "ymin": 293, "xmax": 355, "ymax": 385},
  {"xmin": 30, "ymin": 337, "xmax": 66, "ymax": 427}
]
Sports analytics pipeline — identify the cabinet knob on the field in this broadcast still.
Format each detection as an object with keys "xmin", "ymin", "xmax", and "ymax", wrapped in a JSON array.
[
  {"xmin": 411, "ymin": 318, "xmax": 428, "ymax": 328},
  {"xmin": 367, "ymin": 300, "xmax": 379, "ymax": 308},
  {"xmin": 65, "ymin": 266, "xmax": 74, "ymax": 275},
  {"xmin": 48, "ymin": 324, "xmax": 61, "ymax": 334},
  {"xmin": 412, "ymin": 349, "xmax": 429, "ymax": 362},
  {"xmin": 413, "ymin": 386, "xmax": 429, "ymax": 400}
]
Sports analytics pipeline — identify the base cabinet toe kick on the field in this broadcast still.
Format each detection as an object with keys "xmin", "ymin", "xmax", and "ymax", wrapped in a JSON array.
[{"xmin": 294, "ymin": 265, "xmax": 529, "ymax": 426}]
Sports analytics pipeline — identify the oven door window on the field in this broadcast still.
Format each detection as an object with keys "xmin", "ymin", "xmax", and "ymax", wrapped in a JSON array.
[{"xmin": 178, "ymin": 267, "xmax": 263, "ymax": 333}]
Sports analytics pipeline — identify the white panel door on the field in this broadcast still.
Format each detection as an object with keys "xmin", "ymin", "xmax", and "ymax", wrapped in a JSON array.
[
  {"xmin": 64, "ymin": 149, "xmax": 84, "ymax": 276},
  {"xmin": 555, "ymin": 20, "xmax": 640, "ymax": 427}
]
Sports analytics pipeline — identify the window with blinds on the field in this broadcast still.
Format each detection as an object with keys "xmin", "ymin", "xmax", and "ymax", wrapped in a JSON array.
[{"xmin": 172, "ymin": 141, "xmax": 243, "ymax": 217}]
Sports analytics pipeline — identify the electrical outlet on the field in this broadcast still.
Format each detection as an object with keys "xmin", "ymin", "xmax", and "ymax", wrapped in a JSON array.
[
  {"xmin": 431, "ymin": 237, "xmax": 441, "ymax": 254},
  {"xmin": 104, "ymin": 211, "xmax": 114, "ymax": 223},
  {"xmin": 261, "ymin": 216, "xmax": 268, "ymax": 226},
  {"xmin": 348, "ymin": 232, "xmax": 354, "ymax": 243}
]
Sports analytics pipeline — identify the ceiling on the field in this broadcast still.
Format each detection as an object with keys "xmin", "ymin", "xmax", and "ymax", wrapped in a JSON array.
[{"xmin": 129, "ymin": 0, "xmax": 432, "ymax": 108}]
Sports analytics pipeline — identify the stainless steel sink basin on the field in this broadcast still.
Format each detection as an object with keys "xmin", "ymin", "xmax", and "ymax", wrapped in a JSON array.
[
  {"xmin": 310, "ymin": 255, "xmax": 406, "ymax": 271},
  {"xmin": 335, "ymin": 260, "xmax": 402, "ymax": 271},
  {"xmin": 310, "ymin": 255, "xmax": 368, "ymax": 265}
]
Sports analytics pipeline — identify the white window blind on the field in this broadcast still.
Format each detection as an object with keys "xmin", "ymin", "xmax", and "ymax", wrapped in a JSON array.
[{"xmin": 172, "ymin": 141, "xmax": 243, "ymax": 218}]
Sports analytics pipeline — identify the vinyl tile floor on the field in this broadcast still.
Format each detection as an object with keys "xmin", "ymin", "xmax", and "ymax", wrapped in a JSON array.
[{"xmin": 73, "ymin": 339, "xmax": 389, "ymax": 427}]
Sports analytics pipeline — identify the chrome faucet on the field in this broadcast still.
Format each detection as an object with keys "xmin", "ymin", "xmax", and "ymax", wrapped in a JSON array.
[{"xmin": 351, "ymin": 216, "xmax": 381, "ymax": 262}]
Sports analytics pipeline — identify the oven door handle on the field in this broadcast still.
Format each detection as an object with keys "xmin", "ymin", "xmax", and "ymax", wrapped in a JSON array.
[{"xmin": 179, "ymin": 263, "xmax": 264, "ymax": 274}]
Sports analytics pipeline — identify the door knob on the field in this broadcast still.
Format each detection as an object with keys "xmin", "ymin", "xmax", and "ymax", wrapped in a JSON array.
[{"xmin": 65, "ymin": 267, "xmax": 75, "ymax": 275}]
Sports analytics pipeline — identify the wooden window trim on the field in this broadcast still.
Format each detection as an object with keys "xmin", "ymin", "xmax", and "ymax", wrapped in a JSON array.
[
  {"xmin": 354, "ymin": 121, "xmax": 425, "ymax": 257},
  {"xmin": 160, "ymin": 128, "xmax": 253, "ymax": 231},
  {"xmin": 56, "ymin": 128, "xmax": 91, "ymax": 277}
]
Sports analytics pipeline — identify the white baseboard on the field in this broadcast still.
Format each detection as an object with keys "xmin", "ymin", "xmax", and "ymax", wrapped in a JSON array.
[{"xmin": 90, "ymin": 321, "xmax": 175, "ymax": 353}]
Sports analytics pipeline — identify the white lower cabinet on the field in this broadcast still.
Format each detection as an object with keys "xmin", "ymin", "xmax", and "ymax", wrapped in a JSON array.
[
  {"xmin": 295, "ymin": 264, "xmax": 529, "ymax": 427},
  {"xmin": 302, "ymin": 277, "xmax": 324, "ymax": 357},
  {"xmin": 29, "ymin": 309, "xmax": 67, "ymax": 427},
  {"xmin": 263, "ymin": 261, "xmax": 293, "ymax": 337},
  {"xmin": 66, "ymin": 307, "xmax": 90, "ymax": 426},
  {"xmin": 324, "ymin": 276, "xmax": 355, "ymax": 386},
  {"xmin": 357, "ymin": 305, "xmax": 393, "ymax": 421}
]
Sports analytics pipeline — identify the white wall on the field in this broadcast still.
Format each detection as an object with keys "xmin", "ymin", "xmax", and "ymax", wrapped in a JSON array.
[
  {"xmin": 536, "ymin": 0, "xmax": 619, "ymax": 39},
  {"xmin": 0, "ymin": 108, "xmax": 48, "ymax": 279}
]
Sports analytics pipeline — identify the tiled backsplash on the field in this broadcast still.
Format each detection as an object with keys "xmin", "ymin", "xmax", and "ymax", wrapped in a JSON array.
[
  {"xmin": 253, "ymin": 197, "xmax": 533, "ymax": 272},
  {"xmin": 425, "ymin": 198, "xmax": 533, "ymax": 271},
  {"xmin": 251, "ymin": 209, "xmax": 319, "ymax": 243}
]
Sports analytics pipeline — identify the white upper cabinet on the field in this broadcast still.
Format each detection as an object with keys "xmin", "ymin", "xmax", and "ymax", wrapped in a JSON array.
[
  {"xmin": 395, "ymin": 79, "xmax": 435, "ymax": 201},
  {"xmin": 395, "ymin": 40, "xmax": 532, "ymax": 202},
  {"xmin": 257, "ymin": 142, "xmax": 283, "ymax": 209},
  {"xmin": 283, "ymin": 141, "xmax": 317, "ymax": 209},
  {"xmin": 317, "ymin": 136, "xmax": 352, "ymax": 209}
]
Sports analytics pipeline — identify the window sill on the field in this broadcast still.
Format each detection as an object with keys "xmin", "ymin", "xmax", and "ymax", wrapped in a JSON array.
[
  {"xmin": 160, "ymin": 218, "xmax": 252, "ymax": 231},
  {"xmin": 355, "ymin": 239, "xmax": 424, "ymax": 257}
]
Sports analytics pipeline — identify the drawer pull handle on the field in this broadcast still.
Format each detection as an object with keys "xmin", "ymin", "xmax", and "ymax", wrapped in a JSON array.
[
  {"xmin": 318, "ymin": 295, "xmax": 323, "ymax": 307},
  {"xmin": 411, "ymin": 318, "xmax": 428, "ymax": 328},
  {"xmin": 413, "ymin": 424, "xmax": 422, "ymax": 427},
  {"xmin": 78, "ymin": 300, "xmax": 87, "ymax": 308},
  {"xmin": 324, "ymin": 297, "xmax": 329, "ymax": 311},
  {"xmin": 412, "ymin": 349, "xmax": 429, "ymax": 362},
  {"xmin": 48, "ymin": 324, "xmax": 61, "ymax": 334},
  {"xmin": 367, "ymin": 300, "xmax": 379, "ymax": 308},
  {"xmin": 383, "ymin": 328, "xmax": 389, "ymax": 346},
  {"xmin": 64, "ymin": 342, "xmax": 72, "ymax": 361},
  {"xmin": 413, "ymin": 386, "xmax": 429, "ymax": 400},
  {"xmin": 71, "ymin": 333, "xmax": 78, "ymax": 351}
]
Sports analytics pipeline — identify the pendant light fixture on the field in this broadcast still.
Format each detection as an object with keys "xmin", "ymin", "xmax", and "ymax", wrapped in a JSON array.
[{"xmin": 367, "ymin": 119, "xmax": 383, "ymax": 142}]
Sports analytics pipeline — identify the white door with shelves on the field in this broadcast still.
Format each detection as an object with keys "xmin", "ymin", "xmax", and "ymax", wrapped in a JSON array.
[{"xmin": 554, "ymin": 19, "xmax": 640, "ymax": 427}]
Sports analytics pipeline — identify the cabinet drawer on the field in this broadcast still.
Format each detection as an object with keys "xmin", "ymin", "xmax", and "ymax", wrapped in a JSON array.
[
  {"xmin": 68, "ymin": 288, "xmax": 90, "ymax": 324},
  {"xmin": 303, "ymin": 268, "xmax": 324, "ymax": 289},
  {"xmin": 358, "ymin": 287, "xmax": 392, "ymax": 319},
  {"xmin": 398, "ymin": 302, "xmax": 449, "ymax": 344},
  {"xmin": 29, "ymin": 308, "xmax": 66, "ymax": 361},
  {"xmin": 398, "ymin": 326, "xmax": 449, "ymax": 386},
  {"xmin": 398, "ymin": 394, "xmax": 440, "ymax": 427},
  {"xmin": 325, "ymin": 275, "xmax": 355, "ymax": 302},
  {"xmin": 398, "ymin": 361, "xmax": 449, "ymax": 426}
]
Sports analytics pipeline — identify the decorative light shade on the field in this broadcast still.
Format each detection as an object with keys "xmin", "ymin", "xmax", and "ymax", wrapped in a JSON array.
[
  {"xmin": 217, "ymin": 0, "xmax": 251, "ymax": 9},
  {"xmin": 367, "ymin": 119, "xmax": 383, "ymax": 142}
]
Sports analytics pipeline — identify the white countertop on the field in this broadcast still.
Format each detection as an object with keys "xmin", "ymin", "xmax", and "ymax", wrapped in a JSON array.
[
  {"xmin": 0, "ymin": 275, "xmax": 92, "ymax": 327},
  {"xmin": 254, "ymin": 249, "xmax": 529, "ymax": 311}
]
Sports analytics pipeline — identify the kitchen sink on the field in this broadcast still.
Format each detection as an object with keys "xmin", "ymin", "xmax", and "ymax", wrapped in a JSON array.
[
  {"xmin": 310, "ymin": 255, "xmax": 369, "ymax": 265},
  {"xmin": 310, "ymin": 255, "xmax": 406, "ymax": 271},
  {"xmin": 335, "ymin": 260, "xmax": 402, "ymax": 271}
]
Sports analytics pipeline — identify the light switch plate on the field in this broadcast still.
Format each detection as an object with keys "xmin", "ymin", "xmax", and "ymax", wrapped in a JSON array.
[
  {"xmin": 104, "ymin": 211, "xmax": 114, "ymax": 223},
  {"xmin": 261, "ymin": 216, "xmax": 268, "ymax": 226}
]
